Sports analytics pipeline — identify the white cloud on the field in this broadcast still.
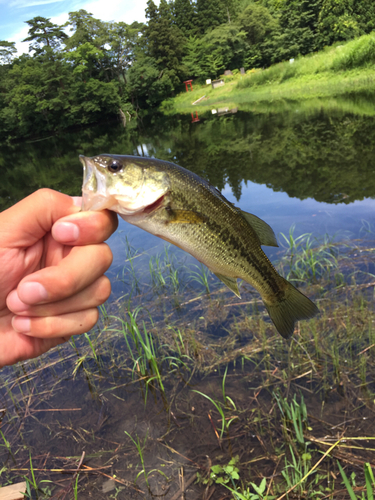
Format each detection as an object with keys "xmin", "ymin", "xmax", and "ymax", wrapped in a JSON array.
[
  {"xmin": 10, "ymin": 0, "xmax": 66, "ymax": 8},
  {"xmin": 77, "ymin": 0, "xmax": 148, "ymax": 24},
  {"xmin": 9, "ymin": 0, "xmax": 157, "ymax": 56},
  {"xmin": 10, "ymin": 25, "xmax": 30, "ymax": 55}
]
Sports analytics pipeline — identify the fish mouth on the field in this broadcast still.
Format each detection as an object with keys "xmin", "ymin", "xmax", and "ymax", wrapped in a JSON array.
[
  {"xmin": 80, "ymin": 155, "xmax": 168, "ymax": 215},
  {"xmin": 141, "ymin": 194, "xmax": 166, "ymax": 214},
  {"xmin": 80, "ymin": 155, "xmax": 117, "ymax": 212}
]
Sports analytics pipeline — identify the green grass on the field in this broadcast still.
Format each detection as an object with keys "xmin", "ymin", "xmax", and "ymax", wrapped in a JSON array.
[
  {"xmin": 338, "ymin": 461, "xmax": 375, "ymax": 500},
  {"xmin": 237, "ymin": 34, "xmax": 375, "ymax": 89},
  {"xmin": 163, "ymin": 33, "xmax": 375, "ymax": 116}
]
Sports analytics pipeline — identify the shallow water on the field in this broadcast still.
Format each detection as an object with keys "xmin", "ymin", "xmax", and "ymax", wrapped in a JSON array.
[{"xmin": 1, "ymin": 95, "xmax": 375, "ymax": 499}]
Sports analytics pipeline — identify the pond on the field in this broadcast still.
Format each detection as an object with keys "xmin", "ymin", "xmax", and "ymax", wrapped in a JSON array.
[{"xmin": 1, "ymin": 94, "xmax": 375, "ymax": 499}]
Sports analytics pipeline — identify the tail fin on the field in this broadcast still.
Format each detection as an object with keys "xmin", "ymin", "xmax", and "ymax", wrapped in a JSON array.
[{"xmin": 264, "ymin": 278, "xmax": 319, "ymax": 339}]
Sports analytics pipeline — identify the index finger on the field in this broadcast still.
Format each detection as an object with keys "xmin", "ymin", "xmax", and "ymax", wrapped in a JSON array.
[{"xmin": 1, "ymin": 189, "xmax": 80, "ymax": 248}]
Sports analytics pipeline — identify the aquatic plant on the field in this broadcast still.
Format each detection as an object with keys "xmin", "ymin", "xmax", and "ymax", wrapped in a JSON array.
[
  {"xmin": 338, "ymin": 461, "xmax": 375, "ymax": 500},
  {"xmin": 1, "ymin": 229, "xmax": 375, "ymax": 499},
  {"xmin": 124, "ymin": 430, "xmax": 168, "ymax": 491},
  {"xmin": 190, "ymin": 263, "xmax": 212, "ymax": 295}
]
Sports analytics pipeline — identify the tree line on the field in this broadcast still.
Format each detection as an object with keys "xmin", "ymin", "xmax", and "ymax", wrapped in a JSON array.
[{"xmin": 1, "ymin": 0, "xmax": 374, "ymax": 139}]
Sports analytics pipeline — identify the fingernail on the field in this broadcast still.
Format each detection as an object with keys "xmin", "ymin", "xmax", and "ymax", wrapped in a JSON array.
[
  {"xmin": 19, "ymin": 282, "xmax": 48, "ymax": 304},
  {"xmin": 12, "ymin": 316, "xmax": 31, "ymax": 333},
  {"xmin": 6, "ymin": 290, "xmax": 29, "ymax": 313},
  {"xmin": 53, "ymin": 222, "xmax": 80, "ymax": 243},
  {"xmin": 71, "ymin": 196, "xmax": 82, "ymax": 207}
]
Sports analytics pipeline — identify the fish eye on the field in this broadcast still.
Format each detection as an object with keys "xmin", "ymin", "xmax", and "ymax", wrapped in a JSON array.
[{"xmin": 108, "ymin": 161, "xmax": 122, "ymax": 173}]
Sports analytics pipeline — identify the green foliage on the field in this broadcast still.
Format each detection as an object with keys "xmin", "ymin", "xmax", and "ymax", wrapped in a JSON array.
[
  {"xmin": 196, "ymin": 0, "xmax": 227, "ymax": 34},
  {"xmin": 174, "ymin": 0, "xmax": 197, "ymax": 36},
  {"xmin": 0, "ymin": 41, "xmax": 17, "ymax": 64},
  {"xmin": 23, "ymin": 16, "xmax": 68, "ymax": 56},
  {"xmin": 338, "ymin": 461, "xmax": 375, "ymax": 500},
  {"xmin": 64, "ymin": 10, "xmax": 106, "ymax": 50},
  {"xmin": 2, "ymin": 0, "xmax": 375, "ymax": 139},
  {"xmin": 318, "ymin": 0, "xmax": 360, "ymax": 46},
  {"xmin": 273, "ymin": 392, "xmax": 310, "ymax": 446},
  {"xmin": 184, "ymin": 24, "xmax": 246, "ymax": 79},
  {"xmin": 271, "ymin": 0, "xmax": 323, "ymax": 61},
  {"xmin": 144, "ymin": 0, "xmax": 187, "ymax": 87},
  {"xmin": 127, "ymin": 55, "xmax": 175, "ymax": 107},
  {"xmin": 197, "ymin": 455, "xmax": 240, "ymax": 485},
  {"xmin": 224, "ymin": 477, "xmax": 270, "ymax": 500},
  {"xmin": 237, "ymin": 3, "xmax": 278, "ymax": 67}
]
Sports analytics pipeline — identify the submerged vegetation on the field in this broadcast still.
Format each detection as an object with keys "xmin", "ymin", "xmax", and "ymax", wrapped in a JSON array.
[{"xmin": 1, "ymin": 228, "xmax": 375, "ymax": 498}]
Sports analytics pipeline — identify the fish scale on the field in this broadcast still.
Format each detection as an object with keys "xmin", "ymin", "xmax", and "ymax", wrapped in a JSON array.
[
  {"xmin": 80, "ymin": 154, "xmax": 319, "ymax": 338},
  {"xmin": 161, "ymin": 172, "xmax": 280, "ymax": 293}
]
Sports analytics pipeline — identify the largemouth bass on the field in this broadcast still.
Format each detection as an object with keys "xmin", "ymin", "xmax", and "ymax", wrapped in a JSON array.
[{"xmin": 80, "ymin": 154, "xmax": 318, "ymax": 338}]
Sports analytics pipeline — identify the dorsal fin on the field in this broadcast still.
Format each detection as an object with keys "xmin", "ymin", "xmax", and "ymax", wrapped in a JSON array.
[{"xmin": 240, "ymin": 210, "xmax": 278, "ymax": 247}]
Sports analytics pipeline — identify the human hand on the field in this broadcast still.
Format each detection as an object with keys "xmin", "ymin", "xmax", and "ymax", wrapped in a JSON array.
[{"xmin": 0, "ymin": 189, "xmax": 118, "ymax": 368}]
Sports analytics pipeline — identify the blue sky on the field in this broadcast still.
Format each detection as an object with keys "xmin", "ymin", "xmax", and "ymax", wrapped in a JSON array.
[{"xmin": 1, "ymin": 0, "xmax": 156, "ymax": 55}]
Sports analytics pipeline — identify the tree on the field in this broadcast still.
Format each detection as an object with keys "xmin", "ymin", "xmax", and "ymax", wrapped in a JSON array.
[
  {"xmin": 317, "ymin": 0, "xmax": 361, "ymax": 47},
  {"xmin": 196, "ymin": 0, "xmax": 227, "ymax": 34},
  {"xmin": 64, "ymin": 11, "xmax": 112, "ymax": 82},
  {"xmin": 65, "ymin": 10, "xmax": 106, "ymax": 49},
  {"xmin": 173, "ymin": 0, "xmax": 197, "ymax": 36},
  {"xmin": 355, "ymin": 0, "xmax": 375, "ymax": 34},
  {"xmin": 271, "ymin": 0, "xmax": 323, "ymax": 62},
  {"xmin": 237, "ymin": 3, "xmax": 278, "ymax": 67},
  {"xmin": 184, "ymin": 24, "xmax": 246, "ymax": 78},
  {"xmin": 127, "ymin": 55, "xmax": 174, "ymax": 107},
  {"xmin": 107, "ymin": 21, "xmax": 143, "ymax": 90},
  {"xmin": 222, "ymin": 0, "xmax": 242, "ymax": 23},
  {"xmin": 22, "ymin": 17, "xmax": 67, "ymax": 56},
  {"xmin": 0, "ymin": 41, "xmax": 17, "ymax": 64},
  {"xmin": 143, "ymin": 0, "xmax": 187, "ymax": 88}
]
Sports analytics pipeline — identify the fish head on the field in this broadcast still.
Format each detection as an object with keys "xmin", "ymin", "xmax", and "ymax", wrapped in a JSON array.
[{"xmin": 80, "ymin": 154, "xmax": 170, "ymax": 215}]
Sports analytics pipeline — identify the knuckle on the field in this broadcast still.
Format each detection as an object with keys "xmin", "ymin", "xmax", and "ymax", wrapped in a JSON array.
[
  {"xmin": 35, "ymin": 188, "xmax": 57, "ymax": 205},
  {"xmin": 38, "ymin": 316, "xmax": 56, "ymax": 337},
  {"xmin": 85, "ymin": 308, "xmax": 99, "ymax": 330},
  {"xmin": 58, "ymin": 273, "xmax": 77, "ymax": 295},
  {"xmin": 75, "ymin": 309, "xmax": 99, "ymax": 335},
  {"xmin": 95, "ymin": 276, "xmax": 111, "ymax": 304},
  {"xmin": 97, "ymin": 243, "xmax": 113, "ymax": 271}
]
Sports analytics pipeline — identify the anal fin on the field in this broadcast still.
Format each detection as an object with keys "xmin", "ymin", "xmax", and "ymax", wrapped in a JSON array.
[{"xmin": 214, "ymin": 273, "xmax": 241, "ymax": 298}]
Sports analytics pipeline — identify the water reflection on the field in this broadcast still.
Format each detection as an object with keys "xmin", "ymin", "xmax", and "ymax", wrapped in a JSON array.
[
  {"xmin": 2, "ymin": 94, "xmax": 375, "ymax": 499},
  {"xmin": 2, "ymin": 93, "xmax": 375, "ymax": 212}
]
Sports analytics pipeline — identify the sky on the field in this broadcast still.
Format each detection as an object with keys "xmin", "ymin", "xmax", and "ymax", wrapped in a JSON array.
[{"xmin": 0, "ymin": 0, "xmax": 157, "ymax": 55}]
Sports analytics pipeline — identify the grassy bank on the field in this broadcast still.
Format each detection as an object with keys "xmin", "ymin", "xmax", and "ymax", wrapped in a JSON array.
[{"xmin": 163, "ymin": 33, "xmax": 375, "ymax": 114}]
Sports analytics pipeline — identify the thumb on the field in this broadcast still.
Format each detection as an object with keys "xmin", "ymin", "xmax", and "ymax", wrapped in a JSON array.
[{"xmin": 0, "ymin": 189, "xmax": 81, "ymax": 248}]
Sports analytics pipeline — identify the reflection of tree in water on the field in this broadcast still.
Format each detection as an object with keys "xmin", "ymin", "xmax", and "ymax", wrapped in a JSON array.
[{"xmin": 1, "ymin": 105, "xmax": 375, "ymax": 211}]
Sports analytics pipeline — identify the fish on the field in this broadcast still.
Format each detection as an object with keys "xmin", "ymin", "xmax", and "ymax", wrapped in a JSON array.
[{"xmin": 80, "ymin": 154, "xmax": 319, "ymax": 339}]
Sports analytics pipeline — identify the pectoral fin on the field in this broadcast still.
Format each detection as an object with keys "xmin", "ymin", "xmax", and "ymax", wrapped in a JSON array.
[
  {"xmin": 214, "ymin": 273, "xmax": 241, "ymax": 298},
  {"xmin": 240, "ymin": 210, "xmax": 278, "ymax": 247},
  {"xmin": 168, "ymin": 210, "xmax": 206, "ymax": 224}
]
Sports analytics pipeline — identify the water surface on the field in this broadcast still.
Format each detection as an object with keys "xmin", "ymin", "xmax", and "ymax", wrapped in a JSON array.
[{"xmin": 1, "ymin": 94, "xmax": 375, "ymax": 499}]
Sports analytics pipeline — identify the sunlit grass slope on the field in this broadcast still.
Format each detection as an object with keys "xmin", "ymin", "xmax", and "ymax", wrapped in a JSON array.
[{"xmin": 164, "ymin": 33, "xmax": 375, "ymax": 114}]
